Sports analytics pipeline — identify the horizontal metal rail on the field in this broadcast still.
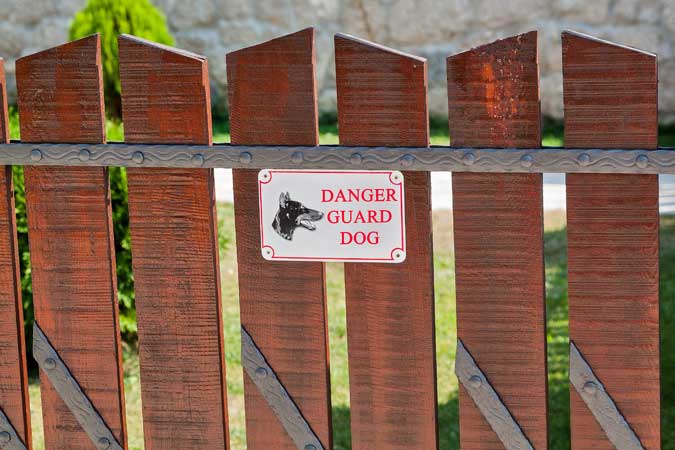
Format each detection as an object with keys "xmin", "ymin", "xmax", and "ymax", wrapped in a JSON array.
[{"xmin": 0, "ymin": 142, "xmax": 674, "ymax": 173}]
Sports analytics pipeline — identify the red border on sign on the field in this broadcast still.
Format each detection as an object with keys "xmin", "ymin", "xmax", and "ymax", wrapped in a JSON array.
[{"xmin": 259, "ymin": 170, "xmax": 406, "ymax": 262}]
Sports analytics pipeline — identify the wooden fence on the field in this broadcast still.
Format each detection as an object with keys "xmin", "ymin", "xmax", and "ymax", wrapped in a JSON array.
[{"xmin": 0, "ymin": 27, "xmax": 667, "ymax": 450}]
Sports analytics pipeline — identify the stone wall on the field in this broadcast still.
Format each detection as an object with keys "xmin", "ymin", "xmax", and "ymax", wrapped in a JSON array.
[{"xmin": 0, "ymin": 0, "xmax": 674, "ymax": 122}]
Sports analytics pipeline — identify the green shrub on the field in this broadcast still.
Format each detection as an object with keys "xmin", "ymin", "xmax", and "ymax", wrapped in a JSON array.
[{"xmin": 69, "ymin": 0, "xmax": 173, "ymax": 118}]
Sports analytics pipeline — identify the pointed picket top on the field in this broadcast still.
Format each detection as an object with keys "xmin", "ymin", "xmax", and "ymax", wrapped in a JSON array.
[
  {"xmin": 16, "ymin": 34, "xmax": 105, "ymax": 143},
  {"xmin": 563, "ymin": 30, "xmax": 656, "ymax": 58},
  {"xmin": 335, "ymin": 33, "xmax": 429, "ymax": 147},
  {"xmin": 118, "ymin": 34, "xmax": 212, "ymax": 145},
  {"xmin": 447, "ymin": 31, "xmax": 541, "ymax": 148},
  {"xmin": 119, "ymin": 34, "xmax": 206, "ymax": 62},
  {"xmin": 0, "ymin": 59, "xmax": 9, "ymax": 143},
  {"xmin": 227, "ymin": 27, "xmax": 318, "ymax": 146},
  {"xmin": 562, "ymin": 30, "xmax": 658, "ymax": 149}
]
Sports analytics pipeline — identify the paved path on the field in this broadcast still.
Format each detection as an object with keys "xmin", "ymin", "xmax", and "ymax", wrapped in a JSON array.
[{"xmin": 214, "ymin": 169, "xmax": 675, "ymax": 213}]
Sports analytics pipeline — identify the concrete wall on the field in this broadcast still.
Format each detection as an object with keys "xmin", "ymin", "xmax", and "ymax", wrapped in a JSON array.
[{"xmin": 1, "ymin": 0, "xmax": 674, "ymax": 121}]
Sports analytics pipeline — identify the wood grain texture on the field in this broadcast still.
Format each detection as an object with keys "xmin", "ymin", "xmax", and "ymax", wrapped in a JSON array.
[
  {"xmin": 118, "ymin": 35, "xmax": 229, "ymax": 450},
  {"xmin": 15, "ymin": 35, "xmax": 127, "ymax": 450},
  {"xmin": 562, "ymin": 30, "xmax": 660, "ymax": 450},
  {"xmin": 227, "ymin": 28, "xmax": 332, "ymax": 450},
  {"xmin": 335, "ymin": 33, "xmax": 437, "ymax": 450},
  {"xmin": 0, "ymin": 58, "xmax": 31, "ymax": 450},
  {"xmin": 447, "ymin": 31, "xmax": 547, "ymax": 450}
]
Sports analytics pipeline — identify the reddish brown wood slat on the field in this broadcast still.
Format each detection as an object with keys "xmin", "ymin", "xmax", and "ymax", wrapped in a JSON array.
[
  {"xmin": 0, "ymin": 57, "xmax": 31, "ymax": 449},
  {"xmin": 15, "ymin": 35, "xmax": 127, "ymax": 449},
  {"xmin": 118, "ymin": 35, "xmax": 229, "ymax": 450},
  {"xmin": 335, "ymin": 33, "xmax": 437, "ymax": 450},
  {"xmin": 447, "ymin": 32, "xmax": 547, "ymax": 450},
  {"xmin": 227, "ymin": 28, "xmax": 332, "ymax": 450},
  {"xmin": 562, "ymin": 30, "xmax": 660, "ymax": 450}
]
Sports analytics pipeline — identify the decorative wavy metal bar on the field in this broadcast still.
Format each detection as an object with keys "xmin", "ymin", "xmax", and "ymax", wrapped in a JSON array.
[{"xmin": 0, "ymin": 142, "xmax": 674, "ymax": 173}]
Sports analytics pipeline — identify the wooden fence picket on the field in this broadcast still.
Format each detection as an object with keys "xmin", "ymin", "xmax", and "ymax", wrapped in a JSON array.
[
  {"xmin": 15, "ymin": 35, "xmax": 127, "ymax": 449},
  {"xmin": 334, "ymin": 33, "xmax": 438, "ymax": 450},
  {"xmin": 447, "ymin": 32, "xmax": 548, "ymax": 450},
  {"xmin": 562, "ymin": 30, "xmax": 660, "ymax": 450},
  {"xmin": 226, "ymin": 28, "xmax": 333, "ymax": 450},
  {"xmin": 118, "ymin": 35, "xmax": 229, "ymax": 450},
  {"xmin": 0, "ymin": 57, "xmax": 31, "ymax": 450}
]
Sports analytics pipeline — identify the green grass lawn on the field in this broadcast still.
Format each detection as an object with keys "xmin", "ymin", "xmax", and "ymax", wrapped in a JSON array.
[{"xmin": 18, "ymin": 115, "xmax": 675, "ymax": 449}]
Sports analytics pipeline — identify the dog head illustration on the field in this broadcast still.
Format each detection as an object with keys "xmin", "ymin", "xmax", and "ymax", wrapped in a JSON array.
[{"xmin": 272, "ymin": 192, "xmax": 323, "ymax": 241}]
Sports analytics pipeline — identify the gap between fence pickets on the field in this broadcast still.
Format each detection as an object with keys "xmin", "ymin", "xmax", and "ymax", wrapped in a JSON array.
[
  {"xmin": 569, "ymin": 341, "xmax": 645, "ymax": 450},
  {"xmin": 32, "ymin": 322, "xmax": 123, "ymax": 450},
  {"xmin": 454, "ymin": 339, "xmax": 534, "ymax": 450},
  {"xmin": 0, "ymin": 406, "xmax": 26, "ymax": 450},
  {"xmin": 240, "ymin": 325, "xmax": 324, "ymax": 450},
  {"xmin": 0, "ymin": 142, "xmax": 674, "ymax": 173}
]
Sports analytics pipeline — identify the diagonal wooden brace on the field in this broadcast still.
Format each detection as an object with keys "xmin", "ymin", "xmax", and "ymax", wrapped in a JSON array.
[
  {"xmin": 455, "ymin": 339, "xmax": 534, "ymax": 450},
  {"xmin": 32, "ymin": 322, "xmax": 123, "ymax": 450},
  {"xmin": 0, "ymin": 407, "xmax": 27, "ymax": 450},
  {"xmin": 569, "ymin": 341, "xmax": 645, "ymax": 450},
  {"xmin": 240, "ymin": 325, "xmax": 324, "ymax": 450}
]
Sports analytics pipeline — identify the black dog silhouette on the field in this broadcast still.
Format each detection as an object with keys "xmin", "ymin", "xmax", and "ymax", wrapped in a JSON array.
[{"xmin": 272, "ymin": 192, "xmax": 323, "ymax": 241}]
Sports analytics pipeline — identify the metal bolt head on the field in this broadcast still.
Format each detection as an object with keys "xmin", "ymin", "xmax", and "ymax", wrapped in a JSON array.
[
  {"xmin": 191, "ymin": 154, "xmax": 205, "ymax": 167},
  {"xmin": 520, "ymin": 154, "xmax": 533, "ymax": 168},
  {"xmin": 255, "ymin": 367, "xmax": 268, "ymax": 378},
  {"xmin": 635, "ymin": 154, "xmax": 649, "ymax": 169},
  {"xmin": 468, "ymin": 375, "xmax": 482, "ymax": 388},
  {"xmin": 400, "ymin": 154, "xmax": 414, "ymax": 168},
  {"xmin": 0, "ymin": 431, "xmax": 11, "ymax": 444},
  {"xmin": 132, "ymin": 151, "xmax": 144, "ymax": 164},
  {"xmin": 462, "ymin": 152, "xmax": 475, "ymax": 166},
  {"xmin": 239, "ymin": 151, "xmax": 252, "ymax": 164},
  {"xmin": 304, "ymin": 445, "xmax": 317, "ymax": 450},
  {"xmin": 583, "ymin": 381, "xmax": 598, "ymax": 395},
  {"xmin": 350, "ymin": 153, "xmax": 362, "ymax": 165},
  {"xmin": 578, "ymin": 153, "xmax": 591, "ymax": 166},
  {"xmin": 79, "ymin": 149, "xmax": 91, "ymax": 161},
  {"xmin": 30, "ymin": 149, "xmax": 43, "ymax": 162},
  {"xmin": 98, "ymin": 437, "xmax": 111, "ymax": 449},
  {"xmin": 44, "ymin": 358, "xmax": 57, "ymax": 370},
  {"xmin": 291, "ymin": 151, "xmax": 304, "ymax": 164}
]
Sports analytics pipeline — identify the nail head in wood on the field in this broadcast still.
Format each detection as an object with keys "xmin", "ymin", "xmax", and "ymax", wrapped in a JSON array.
[{"xmin": 132, "ymin": 151, "xmax": 144, "ymax": 164}]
